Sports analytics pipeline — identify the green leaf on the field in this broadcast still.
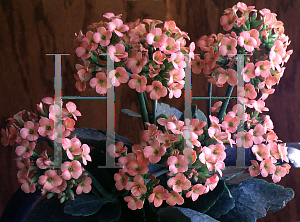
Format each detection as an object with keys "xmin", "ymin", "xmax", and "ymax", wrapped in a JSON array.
[
  {"xmin": 157, "ymin": 207, "xmax": 220, "ymax": 222},
  {"xmin": 205, "ymin": 184, "xmax": 235, "ymax": 218},
  {"xmin": 64, "ymin": 194, "xmax": 108, "ymax": 217},
  {"xmin": 218, "ymin": 178, "xmax": 295, "ymax": 222},
  {"xmin": 121, "ymin": 109, "xmax": 142, "ymax": 118},
  {"xmin": 182, "ymin": 180, "xmax": 225, "ymax": 213},
  {"xmin": 97, "ymin": 201, "xmax": 122, "ymax": 222},
  {"xmin": 157, "ymin": 207, "xmax": 191, "ymax": 222}
]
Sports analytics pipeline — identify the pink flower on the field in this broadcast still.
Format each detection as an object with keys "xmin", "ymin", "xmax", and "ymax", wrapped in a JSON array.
[
  {"xmin": 168, "ymin": 82, "xmax": 184, "ymax": 99},
  {"xmin": 168, "ymin": 68, "xmax": 185, "ymax": 85},
  {"xmin": 238, "ymin": 31, "xmax": 257, "ymax": 52},
  {"xmin": 167, "ymin": 120, "xmax": 184, "ymax": 134},
  {"xmin": 74, "ymin": 74, "xmax": 86, "ymax": 91},
  {"xmin": 38, "ymin": 170, "xmax": 63, "ymax": 191},
  {"xmin": 125, "ymin": 175, "xmax": 147, "ymax": 196},
  {"xmin": 19, "ymin": 177, "xmax": 36, "ymax": 193},
  {"xmin": 1, "ymin": 128, "xmax": 10, "ymax": 146},
  {"xmin": 183, "ymin": 148, "xmax": 197, "ymax": 164},
  {"xmin": 90, "ymin": 72, "xmax": 110, "ymax": 95},
  {"xmin": 126, "ymin": 160, "xmax": 148, "ymax": 176},
  {"xmin": 168, "ymin": 52, "xmax": 186, "ymax": 70},
  {"xmin": 15, "ymin": 140, "xmax": 36, "ymax": 158},
  {"xmin": 51, "ymin": 180, "xmax": 67, "ymax": 194},
  {"xmin": 17, "ymin": 158, "xmax": 31, "ymax": 180},
  {"xmin": 109, "ymin": 67, "xmax": 129, "ymax": 87},
  {"xmin": 76, "ymin": 177, "xmax": 92, "ymax": 194},
  {"xmin": 38, "ymin": 117, "xmax": 55, "ymax": 137},
  {"xmin": 253, "ymin": 100, "xmax": 269, "ymax": 113},
  {"xmin": 75, "ymin": 41, "xmax": 92, "ymax": 60},
  {"xmin": 252, "ymin": 124, "xmax": 265, "ymax": 144},
  {"xmin": 205, "ymin": 174, "xmax": 219, "ymax": 191},
  {"xmin": 153, "ymin": 51, "xmax": 166, "ymax": 64},
  {"xmin": 103, "ymin": 13, "xmax": 122, "ymax": 20},
  {"xmin": 210, "ymin": 101, "xmax": 222, "ymax": 113},
  {"xmin": 146, "ymin": 28, "xmax": 167, "ymax": 48},
  {"xmin": 199, "ymin": 147, "xmax": 216, "ymax": 171},
  {"xmin": 107, "ymin": 43, "xmax": 128, "ymax": 62},
  {"xmin": 124, "ymin": 195, "xmax": 143, "ymax": 210},
  {"xmin": 252, "ymin": 144, "xmax": 269, "ymax": 161},
  {"xmin": 128, "ymin": 74, "xmax": 147, "ymax": 93},
  {"xmin": 62, "ymin": 138, "xmax": 82, "ymax": 160},
  {"xmin": 221, "ymin": 114, "xmax": 238, "ymax": 133},
  {"xmin": 142, "ymin": 124, "xmax": 160, "ymax": 143},
  {"xmin": 148, "ymin": 185, "xmax": 170, "ymax": 207},
  {"xmin": 186, "ymin": 184, "xmax": 208, "ymax": 201},
  {"xmin": 82, "ymin": 31, "xmax": 98, "ymax": 50},
  {"xmin": 167, "ymin": 155, "xmax": 188, "ymax": 174},
  {"xmin": 143, "ymin": 140, "xmax": 166, "ymax": 163},
  {"xmin": 80, "ymin": 144, "xmax": 92, "ymax": 165},
  {"xmin": 61, "ymin": 160, "xmax": 83, "ymax": 180},
  {"xmin": 216, "ymin": 68, "xmax": 237, "ymax": 86},
  {"xmin": 166, "ymin": 191, "xmax": 184, "ymax": 206},
  {"xmin": 255, "ymin": 61, "xmax": 271, "ymax": 78},
  {"xmin": 260, "ymin": 158, "xmax": 276, "ymax": 177},
  {"xmin": 129, "ymin": 24, "xmax": 146, "ymax": 43},
  {"xmin": 219, "ymin": 37, "xmax": 237, "ymax": 56},
  {"xmin": 114, "ymin": 169, "xmax": 129, "ymax": 191},
  {"xmin": 66, "ymin": 102, "xmax": 81, "ymax": 121},
  {"xmin": 160, "ymin": 37, "xmax": 180, "ymax": 54},
  {"xmin": 107, "ymin": 141, "xmax": 127, "ymax": 158},
  {"xmin": 146, "ymin": 81, "xmax": 167, "ymax": 100},
  {"xmin": 245, "ymin": 84, "xmax": 257, "ymax": 100},
  {"xmin": 197, "ymin": 35, "xmax": 216, "ymax": 51},
  {"xmin": 63, "ymin": 119, "xmax": 75, "ymax": 131},
  {"xmin": 36, "ymin": 150, "xmax": 52, "ymax": 169},
  {"xmin": 167, "ymin": 173, "xmax": 191, "ymax": 192},
  {"xmin": 126, "ymin": 52, "xmax": 147, "ymax": 74},
  {"xmin": 209, "ymin": 143, "xmax": 226, "ymax": 161},
  {"xmin": 236, "ymin": 131, "xmax": 253, "ymax": 148},
  {"xmin": 242, "ymin": 63, "xmax": 255, "ymax": 82},
  {"xmin": 93, "ymin": 27, "xmax": 112, "ymax": 46},
  {"xmin": 272, "ymin": 166, "xmax": 287, "ymax": 183},
  {"xmin": 204, "ymin": 48, "xmax": 219, "ymax": 70},
  {"xmin": 20, "ymin": 121, "xmax": 39, "ymax": 141},
  {"xmin": 249, "ymin": 160, "xmax": 261, "ymax": 177},
  {"xmin": 107, "ymin": 18, "xmax": 129, "ymax": 37},
  {"xmin": 220, "ymin": 11, "xmax": 237, "ymax": 31},
  {"xmin": 192, "ymin": 55, "xmax": 205, "ymax": 74},
  {"xmin": 164, "ymin": 21, "xmax": 180, "ymax": 33}
]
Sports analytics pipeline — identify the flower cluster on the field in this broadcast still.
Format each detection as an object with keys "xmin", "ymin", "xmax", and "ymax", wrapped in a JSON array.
[
  {"xmin": 1, "ymin": 98, "xmax": 92, "ymax": 202},
  {"xmin": 109, "ymin": 115, "xmax": 228, "ymax": 210},
  {"xmin": 194, "ymin": 2, "xmax": 292, "ymax": 183},
  {"xmin": 74, "ymin": 13, "xmax": 194, "ymax": 100}
]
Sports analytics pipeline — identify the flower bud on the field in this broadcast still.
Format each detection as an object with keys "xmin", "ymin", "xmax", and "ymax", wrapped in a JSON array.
[
  {"xmin": 251, "ymin": 12, "xmax": 257, "ymax": 21},
  {"xmin": 68, "ymin": 190, "xmax": 75, "ymax": 200},
  {"xmin": 47, "ymin": 192, "xmax": 55, "ymax": 199}
]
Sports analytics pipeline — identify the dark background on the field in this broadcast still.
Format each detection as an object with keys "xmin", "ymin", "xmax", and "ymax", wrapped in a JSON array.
[{"xmin": 0, "ymin": 0, "xmax": 299, "ymax": 221}]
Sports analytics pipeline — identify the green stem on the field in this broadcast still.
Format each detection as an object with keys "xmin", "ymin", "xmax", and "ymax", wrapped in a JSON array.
[
  {"xmin": 217, "ymin": 85, "xmax": 234, "ymax": 123},
  {"xmin": 143, "ymin": 92, "xmax": 150, "ymax": 114},
  {"xmin": 136, "ymin": 92, "xmax": 149, "ymax": 129},
  {"xmin": 207, "ymin": 73, "xmax": 213, "ymax": 127},
  {"xmin": 151, "ymin": 100, "xmax": 157, "ymax": 124},
  {"xmin": 85, "ymin": 169, "xmax": 114, "ymax": 201}
]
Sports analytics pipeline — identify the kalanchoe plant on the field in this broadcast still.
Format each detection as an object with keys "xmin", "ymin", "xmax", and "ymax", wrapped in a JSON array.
[
  {"xmin": 1, "ymin": 2, "xmax": 295, "ymax": 222},
  {"xmin": 1, "ymin": 97, "xmax": 92, "ymax": 203}
]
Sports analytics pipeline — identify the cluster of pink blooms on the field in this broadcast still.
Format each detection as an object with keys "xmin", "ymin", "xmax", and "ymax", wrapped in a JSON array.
[
  {"xmin": 195, "ymin": 2, "xmax": 292, "ymax": 183},
  {"xmin": 74, "ymin": 13, "xmax": 195, "ymax": 100},
  {"xmin": 1, "ymin": 97, "xmax": 92, "ymax": 202},
  {"xmin": 108, "ymin": 115, "xmax": 228, "ymax": 210}
]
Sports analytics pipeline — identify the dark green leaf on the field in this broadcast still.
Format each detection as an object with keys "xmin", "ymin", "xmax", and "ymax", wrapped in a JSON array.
[
  {"xmin": 182, "ymin": 180, "xmax": 225, "ymax": 213},
  {"xmin": 205, "ymin": 184, "xmax": 235, "ymax": 218},
  {"xmin": 218, "ymin": 178, "xmax": 295, "ymax": 222},
  {"xmin": 97, "ymin": 201, "xmax": 121, "ymax": 222},
  {"xmin": 158, "ymin": 207, "xmax": 220, "ymax": 222},
  {"xmin": 64, "ymin": 194, "xmax": 108, "ymax": 217},
  {"xmin": 121, "ymin": 109, "xmax": 142, "ymax": 118},
  {"xmin": 157, "ymin": 207, "xmax": 191, "ymax": 222}
]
